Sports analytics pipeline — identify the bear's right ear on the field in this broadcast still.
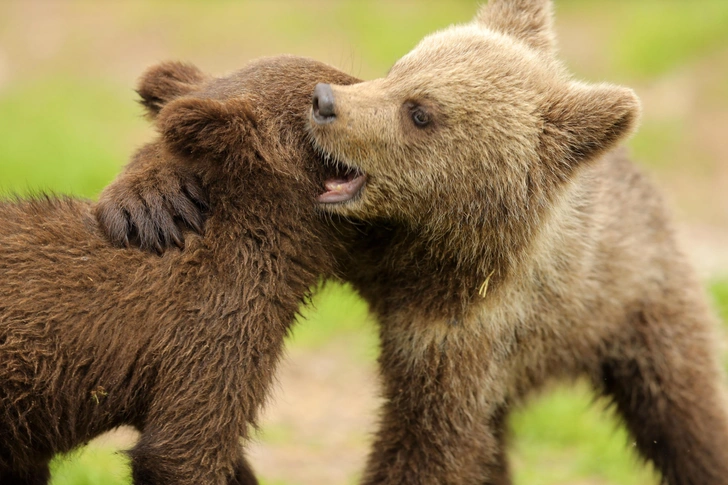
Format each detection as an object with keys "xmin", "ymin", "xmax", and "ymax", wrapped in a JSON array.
[
  {"xmin": 137, "ymin": 62, "xmax": 209, "ymax": 118},
  {"xmin": 157, "ymin": 97, "xmax": 256, "ymax": 162},
  {"xmin": 541, "ymin": 82, "xmax": 641, "ymax": 171}
]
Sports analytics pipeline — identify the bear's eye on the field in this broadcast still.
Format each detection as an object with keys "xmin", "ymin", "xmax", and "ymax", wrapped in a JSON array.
[{"xmin": 410, "ymin": 106, "xmax": 431, "ymax": 128}]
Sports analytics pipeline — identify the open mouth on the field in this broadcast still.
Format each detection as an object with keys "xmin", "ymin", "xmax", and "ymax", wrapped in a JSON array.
[{"xmin": 318, "ymin": 159, "xmax": 367, "ymax": 204}]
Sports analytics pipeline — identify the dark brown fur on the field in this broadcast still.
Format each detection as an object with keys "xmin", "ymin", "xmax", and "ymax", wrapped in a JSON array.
[
  {"xmin": 0, "ymin": 56, "xmax": 359, "ymax": 485},
  {"xmin": 97, "ymin": 2, "xmax": 728, "ymax": 484}
]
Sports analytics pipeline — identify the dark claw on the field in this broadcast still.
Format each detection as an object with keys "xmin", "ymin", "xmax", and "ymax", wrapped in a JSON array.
[
  {"xmin": 170, "ymin": 227, "xmax": 184, "ymax": 250},
  {"xmin": 184, "ymin": 181, "xmax": 210, "ymax": 211},
  {"xmin": 95, "ymin": 201, "xmax": 130, "ymax": 249},
  {"xmin": 172, "ymin": 186, "xmax": 206, "ymax": 236},
  {"xmin": 95, "ymin": 164, "xmax": 208, "ymax": 254},
  {"xmin": 153, "ymin": 238, "xmax": 163, "ymax": 255}
]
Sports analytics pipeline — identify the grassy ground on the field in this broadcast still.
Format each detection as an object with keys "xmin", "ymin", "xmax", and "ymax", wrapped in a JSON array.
[{"xmin": 1, "ymin": 1, "xmax": 727, "ymax": 484}]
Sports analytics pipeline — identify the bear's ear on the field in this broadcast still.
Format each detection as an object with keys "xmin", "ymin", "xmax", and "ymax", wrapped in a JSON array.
[
  {"xmin": 137, "ymin": 62, "xmax": 209, "ymax": 118},
  {"xmin": 540, "ymin": 82, "xmax": 641, "ymax": 169},
  {"xmin": 475, "ymin": 0, "xmax": 555, "ymax": 53},
  {"xmin": 157, "ymin": 97, "xmax": 256, "ymax": 162}
]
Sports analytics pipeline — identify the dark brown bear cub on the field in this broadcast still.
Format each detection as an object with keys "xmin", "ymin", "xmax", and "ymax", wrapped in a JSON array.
[{"xmin": 0, "ymin": 56, "xmax": 358, "ymax": 485}]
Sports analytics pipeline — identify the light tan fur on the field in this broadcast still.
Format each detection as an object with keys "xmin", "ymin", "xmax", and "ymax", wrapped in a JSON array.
[{"xmin": 307, "ymin": 1, "xmax": 728, "ymax": 484}]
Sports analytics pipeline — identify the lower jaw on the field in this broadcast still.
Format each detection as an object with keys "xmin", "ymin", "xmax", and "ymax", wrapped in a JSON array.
[{"xmin": 316, "ymin": 197, "xmax": 361, "ymax": 215}]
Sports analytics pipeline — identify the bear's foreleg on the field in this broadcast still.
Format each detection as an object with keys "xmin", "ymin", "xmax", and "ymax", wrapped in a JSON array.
[
  {"xmin": 129, "ymin": 443, "xmax": 257, "ymax": 485},
  {"xmin": 362, "ymin": 323, "xmax": 510, "ymax": 485},
  {"xmin": 127, "ymin": 364, "xmax": 254, "ymax": 485},
  {"xmin": 128, "ymin": 423, "xmax": 247, "ymax": 485}
]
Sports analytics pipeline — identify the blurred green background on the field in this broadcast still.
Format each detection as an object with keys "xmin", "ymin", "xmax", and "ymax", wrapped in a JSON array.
[{"xmin": 1, "ymin": 1, "xmax": 727, "ymax": 484}]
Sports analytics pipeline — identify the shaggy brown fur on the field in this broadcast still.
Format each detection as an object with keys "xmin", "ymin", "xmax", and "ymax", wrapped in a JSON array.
[
  {"xmin": 97, "ymin": 1, "xmax": 728, "ymax": 484},
  {"xmin": 0, "ymin": 56, "xmax": 359, "ymax": 485}
]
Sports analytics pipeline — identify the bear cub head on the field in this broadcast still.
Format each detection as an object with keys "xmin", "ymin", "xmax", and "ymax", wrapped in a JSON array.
[
  {"xmin": 308, "ymin": 0, "xmax": 641, "ymax": 268},
  {"xmin": 137, "ymin": 56, "xmax": 361, "ymax": 210}
]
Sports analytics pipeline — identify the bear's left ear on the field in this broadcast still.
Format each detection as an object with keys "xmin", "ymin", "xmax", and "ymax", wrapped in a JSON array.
[
  {"xmin": 137, "ymin": 62, "xmax": 210, "ymax": 118},
  {"xmin": 157, "ymin": 97, "xmax": 256, "ymax": 162},
  {"xmin": 540, "ymin": 82, "xmax": 641, "ymax": 169},
  {"xmin": 475, "ymin": 0, "xmax": 555, "ymax": 53}
]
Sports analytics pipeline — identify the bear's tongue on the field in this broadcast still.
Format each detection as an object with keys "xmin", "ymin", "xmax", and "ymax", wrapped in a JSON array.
[{"xmin": 318, "ymin": 172, "xmax": 367, "ymax": 203}]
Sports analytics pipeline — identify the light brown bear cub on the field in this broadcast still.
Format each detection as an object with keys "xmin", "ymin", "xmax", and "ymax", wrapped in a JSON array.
[
  {"xmin": 309, "ymin": 1, "xmax": 728, "ymax": 484},
  {"xmin": 99, "ymin": 0, "xmax": 728, "ymax": 484}
]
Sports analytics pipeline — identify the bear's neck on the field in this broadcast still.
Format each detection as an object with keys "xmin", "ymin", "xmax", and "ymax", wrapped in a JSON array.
[
  {"xmin": 194, "ymin": 165, "xmax": 337, "ymax": 315},
  {"xmin": 341, "ymin": 221, "xmax": 488, "ymax": 322},
  {"xmin": 204, "ymin": 165, "xmax": 316, "ymax": 234},
  {"xmin": 343, "ymin": 177, "xmax": 593, "ymax": 323}
]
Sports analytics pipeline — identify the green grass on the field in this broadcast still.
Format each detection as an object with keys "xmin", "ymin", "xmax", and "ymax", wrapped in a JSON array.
[
  {"xmin": 611, "ymin": 2, "xmax": 728, "ymax": 79},
  {"xmin": 289, "ymin": 282, "xmax": 378, "ymax": 360},
  {"xmin": 50, "ymin": 447, "xmax": 130, "ymax": 485},
  {"xmin": 628, "ymin": 118, "xmax": 686, "ymax": 169},
  {"xmin": 557, "ymin": 1, "xmax": 728, "ymax": 81},
  {"xmin": 511, "ymin": 383, "xmax": 657, "ymax": 485},
  {"xmin": 712, "ymin": 280, "xmax": 728, "ymax": 324}
]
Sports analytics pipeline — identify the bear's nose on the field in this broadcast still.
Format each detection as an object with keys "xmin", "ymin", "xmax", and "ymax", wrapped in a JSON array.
[{"xmin": 312, "ymin": 83, "xmax": 336, "ymax": 124}]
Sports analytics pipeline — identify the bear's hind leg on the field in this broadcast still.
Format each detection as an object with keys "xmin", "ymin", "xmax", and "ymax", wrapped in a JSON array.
[
  {"xmin": 361, "ymin": 324, "xmax": 511, "ymax": 485},
  {"xmin": 596, "ymin": 302, "xmax": 728, "ymax": 485}
]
